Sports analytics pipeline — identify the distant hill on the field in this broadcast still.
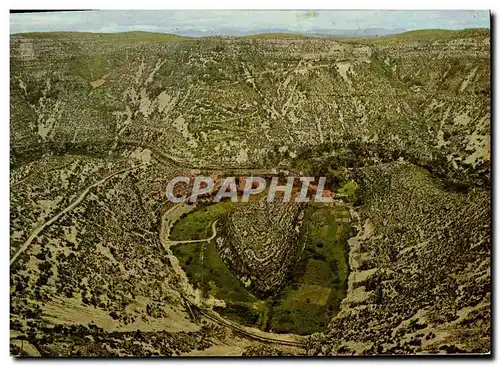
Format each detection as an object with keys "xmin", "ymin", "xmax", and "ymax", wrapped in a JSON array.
[
  {"xmin": 173, "ymin": 27, "xmax": 407, "ymax": 38},
  {"xmin": 307, "ymin": 27, "xmax": 407, "ymax": 38},
  {"xmin": 357, "ymin": 28, "xmax": 490, "ymax": 44},
  {"xmin": 13, "ymin": 28, "xmax": 489, "ymax": 42}
]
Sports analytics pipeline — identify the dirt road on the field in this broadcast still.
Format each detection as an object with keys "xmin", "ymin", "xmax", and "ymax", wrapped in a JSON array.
[
  {"xmin": 159, "ymin": 203, "xmax": 307, "ymax": 349},
  {"xmin": 10, "ymin": 164, "xmax": 146, "ymax": 266}
]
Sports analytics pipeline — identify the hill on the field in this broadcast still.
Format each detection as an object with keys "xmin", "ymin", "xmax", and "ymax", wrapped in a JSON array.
[{"xmin": 9, "ymin": 29, "xmax": 491, "ymax": 356}]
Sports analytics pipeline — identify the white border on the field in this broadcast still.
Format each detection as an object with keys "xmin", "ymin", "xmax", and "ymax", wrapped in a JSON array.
[{"xmin": 1, "ymin": 1, "xmax": 497, "ymax": 10}]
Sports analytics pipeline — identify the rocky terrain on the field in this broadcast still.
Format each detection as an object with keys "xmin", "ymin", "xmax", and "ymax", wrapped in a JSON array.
[
  {"xmin": 10, "ymin": 29, "xmax": 490, "ymax": 185},
  {"xmin": 216, "ymin": 199, "xmax": 305, "ymax": 295},
  {"xmin": 308, "ymin": 160, "xmax": 490, "ymax": 354},
  {"xmin": 10, "ymin": 28, "xmax": 490, "ymax": 356}
]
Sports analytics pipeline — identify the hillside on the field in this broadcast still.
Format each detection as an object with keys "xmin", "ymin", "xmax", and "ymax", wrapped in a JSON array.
[{"xmin": 9, "ymin": 29, "xmax": 491, "ymax": 356}]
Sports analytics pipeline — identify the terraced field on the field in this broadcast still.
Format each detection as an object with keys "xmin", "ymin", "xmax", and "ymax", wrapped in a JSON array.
[{"xmin": 170, "ymin": 202, "xmax": 351, "ymax": 335}]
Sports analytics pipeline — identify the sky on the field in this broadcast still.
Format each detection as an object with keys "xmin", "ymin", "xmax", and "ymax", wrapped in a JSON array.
[{"xmin": 10, "ymin": 10, "xmax": 490, "ymax": 36}]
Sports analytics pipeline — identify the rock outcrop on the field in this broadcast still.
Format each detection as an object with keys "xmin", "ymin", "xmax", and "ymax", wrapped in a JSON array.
[{"xmin": 216, "ymin": 199, "xmax": 306, "ymax": 295}]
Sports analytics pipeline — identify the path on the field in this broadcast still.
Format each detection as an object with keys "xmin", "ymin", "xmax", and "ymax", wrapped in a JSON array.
[
  {"xmin": 165, "ymin": 220, "xmax": 218, "ymax": 245},
  {"xmin": 10, "ymin": 339, "xmax": 42, "ymax": 357},
  {"xmin": 10, "ymin": 164, "xmax": 146, "ymax": 265},
  {"xmin": 159, "ymin": 203, "xmax": 307, "ymax": 349},
  {"xmin": 183, "ymin": 296, "xmax": 306, "ymax": 349}
]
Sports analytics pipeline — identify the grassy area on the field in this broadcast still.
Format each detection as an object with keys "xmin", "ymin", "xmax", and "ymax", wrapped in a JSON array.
[
  {"xmin": 336, "ymin": 180, "xmax": 359, "ymax": 202},
  {"xmin": 69, "ymin": 55, "xmax": 114, "ymax": 81},
  {"xmin": 171, "ymin": 202, "xmax": 350, "ymax": 335},
  {"xmin": 171, "ymin": 240, "xmax": 260, "ymax": 326},
  {"xmin": 169, "ymin": 201, "xmax": 235, "ymax": 241},
  {"xmin": 268, "ymin": 204, "xmax": 350, "ymax": 334}
]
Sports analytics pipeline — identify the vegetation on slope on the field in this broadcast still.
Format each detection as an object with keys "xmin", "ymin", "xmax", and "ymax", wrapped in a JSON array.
[{"xmin": 171, "ymin": 202, "xmax": 351, "ymax": 335}]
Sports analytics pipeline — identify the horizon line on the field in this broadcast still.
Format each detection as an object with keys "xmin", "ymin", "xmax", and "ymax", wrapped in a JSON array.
[{"xmin": 9, "ymin": 27, "xmax": 490, "ymax": 38}]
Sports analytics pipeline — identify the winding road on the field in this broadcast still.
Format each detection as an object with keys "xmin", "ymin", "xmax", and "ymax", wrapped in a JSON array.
[
  {"xmin": 11, "ymin": 147, "xmax": 307, "ymax": 349},
  {"xmin": 160, "ymin": 204, "xmax": 307, "ymax": 349},
  {"xmin": 10, "ymin": 339, "xmax": 42, "ymax": 357},
  {"xmin": 182, "ymin": 296, "xmax": 306, "ymax": 349},
  {"xmin": 10, "ymin": 164, "xmax": 146, "ymax": 266},
  {"xmin": 165, "ymin": 220, "xmax": 219, "ymax": 245}
]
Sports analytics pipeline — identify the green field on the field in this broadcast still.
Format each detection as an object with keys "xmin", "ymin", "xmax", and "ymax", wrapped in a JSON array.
[
  {"xmin": 171, "ymin": 202, "xmax": 350, "ymax": 335},
  {"xmin": 268, "ymin": 204, "xmax": 350, "ymax": 334},
  {"xmin": 169, "ymin": 201, "xmax": 235, "ymax": 241}
]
